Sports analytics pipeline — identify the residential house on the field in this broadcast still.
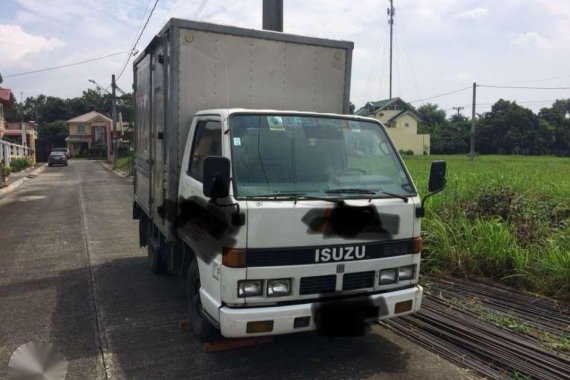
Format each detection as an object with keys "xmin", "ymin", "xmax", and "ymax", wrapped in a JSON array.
[
  {"xmin": 66, "ymin": 111, "xmax": 113, "ymax": 159},
  {"xmin": 356, "ymin": 97, "xmax": 430, "ymax": 155},
  {"xmin": 3, "ymin": 122, "xmax": 37, "ymax": 163},
  {"xmin": 0, "ymin": 87, "xmax": 15, "ymax": 140},
  {"xmin": 0, "ymin": 87, "xmax": 35, "ymax": 164}
]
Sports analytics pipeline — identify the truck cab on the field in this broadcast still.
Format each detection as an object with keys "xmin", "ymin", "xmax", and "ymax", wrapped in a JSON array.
[{"xmin": 177, "ymin": 108, "xmax": 428, "ymax": 338}]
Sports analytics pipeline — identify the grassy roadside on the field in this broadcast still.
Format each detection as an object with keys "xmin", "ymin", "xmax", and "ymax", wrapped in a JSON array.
[
  {"xmin": 116, "ymin": 156, "xmax": 131, "ymax": 170},
  {"xmin": 403, "ymin": 155, "xmax": 570, "ymax": 301}
]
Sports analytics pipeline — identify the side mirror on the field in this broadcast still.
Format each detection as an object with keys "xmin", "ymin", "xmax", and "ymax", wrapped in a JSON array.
[
  {"xmin": 416, "ymin": 160, "xmax": 447, "ymax": 218},
  {"xmin": 203, "ymin": 156, "xmax": 230, "ymax": 198},
  {"xmin": 428, "ymin": 160, "xmax": 447, "ymax": 193}
]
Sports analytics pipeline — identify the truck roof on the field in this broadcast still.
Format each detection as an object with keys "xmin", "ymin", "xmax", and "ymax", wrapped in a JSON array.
[{"xmin": 195, "ymin": 108, "xmax": 381, "ymax": 124}]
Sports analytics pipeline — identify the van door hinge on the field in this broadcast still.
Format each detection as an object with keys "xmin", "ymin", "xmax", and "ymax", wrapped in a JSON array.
[
  {"xmin": 157, "ymin": 131, "xmax": 164, "ymax": 140},
  {"xmin": 157, "ymin": 204, "xmax": 165, "ymax": 217},
  {"xmin": 158, "ymin": 54, "xmax": 164, "ymax": 64}
]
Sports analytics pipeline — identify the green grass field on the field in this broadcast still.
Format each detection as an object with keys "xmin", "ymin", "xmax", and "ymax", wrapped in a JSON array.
[{"xmin": 402, "ymin": 155, "xmax": 570, "ymax": 301}]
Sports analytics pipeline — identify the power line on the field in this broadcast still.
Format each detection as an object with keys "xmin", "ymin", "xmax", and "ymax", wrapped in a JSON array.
[
  {"xmin": 193, "ymin": 0, "xmax": 209, "ymax": 19},
  {"xmin": 479, "ymin": 84, "xmax": 570, "ymax": 90},
  {"xmin": 4, "ymin": 51, "xmax": 129, "ymax": 78},
  {"xmin": 409, "ymin": 86, "xmax": 472, "ymax": 103},
  {"xmin": 116, "ymin": 0, "xmax": 160, "ymax": 81}
]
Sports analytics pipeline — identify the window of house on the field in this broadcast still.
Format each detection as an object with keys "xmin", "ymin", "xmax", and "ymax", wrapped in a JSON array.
[
  {"xmin": 188, "ymin": 120, "xmax": 222, "ymax": 181},
  {"xmin": 95, "ymin": 127, "xmax": 105, "ymax": 143},
  {"xmin": 405, "ymin": 122, "xmax": 410, "ymax": 127},
  {"xmin": 77, "ymin": 125, "xmax": 86, "ymax": 134}
]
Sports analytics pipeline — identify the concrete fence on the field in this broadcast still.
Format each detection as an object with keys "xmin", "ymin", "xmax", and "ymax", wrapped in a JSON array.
[{"xmin": 0, "ymin": 140, "xmax": 33, "ymax": 166}]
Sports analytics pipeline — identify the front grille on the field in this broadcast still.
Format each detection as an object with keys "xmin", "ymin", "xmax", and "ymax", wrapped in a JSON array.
[
  {"xmin": 299, "ymin": 275, "xmax": 336, "ymax": 295},
  {"xmin": 383, "ymin": 241, "xmax": 411, "ymax": 256},
  {"xmin": 342, "ymin": 271, "xmax": 375, "ymax": 291}
]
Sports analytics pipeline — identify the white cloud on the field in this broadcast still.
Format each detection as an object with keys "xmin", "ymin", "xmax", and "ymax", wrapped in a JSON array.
[
  {"xmin": 513, "ymin": 32, "xmax": 548, "ymax": 47},
  {"xmin": 452, "ymin": 7, "xmax": 488, "ymax": 20},
  {"xmin": 0, "ymin": 24, "xmax": 64, "ymax": 62}
]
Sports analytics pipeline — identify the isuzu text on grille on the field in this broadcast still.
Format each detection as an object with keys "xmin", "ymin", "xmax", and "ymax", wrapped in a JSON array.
[{"xmin": 314, "ymin": 246, "xmax": 366, "ymax": 263}]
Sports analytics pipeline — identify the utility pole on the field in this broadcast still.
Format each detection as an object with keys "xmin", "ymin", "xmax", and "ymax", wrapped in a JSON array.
[
  {"xmin": 262, "ymin": 0, "xmax": 283, "ymax": 32},
  {"xmin": 20, "ymin": 92, "xmax": 26, "ymax": 147},
  {"xmin": 470, "ymin": 82, "xmax": 476, "ymax": 161},
  {"xmin": 452, "ymin": 106, "xmax": 464, "ymax": 117},
  {"xmin": 111, "ymin": 74, "xmax": 117, "ymax": 169},
  {"xmin": 388, "ymin": 0, "xmax": 395, "ymax": 99}
]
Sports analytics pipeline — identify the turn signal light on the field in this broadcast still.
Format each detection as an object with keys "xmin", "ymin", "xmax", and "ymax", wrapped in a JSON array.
[
  {"xmin": 246, "ymin": 320, "xmax": 274, "ymax": 333},
  {"xmin": 222, "ymin": 247, "xmax": 246, "ymax": 268},
  {"xmin": 412, "ymin": 236, "xmax": 423, "ymax": 254},
  {"xmin": 395, "ymin": 300, "xmax": 413, "ymax": 314}
]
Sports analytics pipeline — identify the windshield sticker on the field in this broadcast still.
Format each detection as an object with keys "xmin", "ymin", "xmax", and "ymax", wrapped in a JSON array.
[
  {"xmin": 268, "ymin": 116, "xmax": 285, "ymax": 131},
  {"xmin": 233, "ymin": 137, "xmax": 241, "ymax": 146}
]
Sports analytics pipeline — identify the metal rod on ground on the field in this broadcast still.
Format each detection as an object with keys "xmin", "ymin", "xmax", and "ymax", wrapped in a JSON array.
[
  {"xmin": 111, "ymin": 74, "xmax": 117, "ymax": 169},
  {"xmin": 470, "ymin": 82, "xmax": 476, "ymax": 160}
]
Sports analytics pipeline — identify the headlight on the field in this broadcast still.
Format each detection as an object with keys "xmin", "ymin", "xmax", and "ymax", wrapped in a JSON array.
[
  {"xmin": 238, "ymin": 280, "xmax": 263, "ymax": 297},
  {"xmin": 398, "ymin": 265, "xmax": 416, "ymax": 281},
  {"xmin": 380, "ymin": 268, "xmax": 398, "ymax": 284},
  {"xmin": 267, "ymin": 279, "xmax": 292, "ymax": 297}
]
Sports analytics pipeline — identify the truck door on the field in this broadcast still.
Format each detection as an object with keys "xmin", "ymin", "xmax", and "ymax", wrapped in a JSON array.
[
  {"xmin": 178, "ymin": 117, "xmax": 224, "ymax": 253},
  {"xmin": 150, "ymin": 47, "xmax": 166, "ymax": 226}
]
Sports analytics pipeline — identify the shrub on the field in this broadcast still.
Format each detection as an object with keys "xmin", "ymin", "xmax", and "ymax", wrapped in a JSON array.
[
  {"xmin": 399, "ymin": 149, "xmax": 414, "ymax": 156},
  {"xmin": 9, "ymin": 158, "xmax": 31, "ymax": 173},
  {"xmin": 87, "ymin": 144, "xmax": 107, "ymax": 159},
  {"xmin": 3, "ymin": 166, "xmax": 11, "ymax": 177}
]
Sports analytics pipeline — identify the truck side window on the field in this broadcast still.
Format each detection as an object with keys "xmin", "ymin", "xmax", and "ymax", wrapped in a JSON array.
[{"xmin": 188, "ymin": 120, "xmax": 222, "ymax": 181}]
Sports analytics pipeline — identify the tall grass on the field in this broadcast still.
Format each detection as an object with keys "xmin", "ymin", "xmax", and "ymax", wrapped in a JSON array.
[{"xmin": 404, "ymin": 155, "xmax": 570, "ymax": 301}]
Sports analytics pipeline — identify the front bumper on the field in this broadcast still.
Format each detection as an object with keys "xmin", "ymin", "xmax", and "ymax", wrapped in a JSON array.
[{"xmin": 219, "ymin": 285, "xmax": 423, "ymax": 338}]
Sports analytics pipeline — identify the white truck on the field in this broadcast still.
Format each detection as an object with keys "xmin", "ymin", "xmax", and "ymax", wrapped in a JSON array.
[{"xmin": 132, "ymin": 19, "xmax": 446, "ymax": 341}]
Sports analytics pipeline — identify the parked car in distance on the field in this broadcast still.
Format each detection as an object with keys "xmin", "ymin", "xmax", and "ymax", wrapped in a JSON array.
[
  {"xmin": 48, "ymin": 151, "xmax": 68, "ymax": 167},
  {"xmin": 51, "ymin": 148, "xmax": 70, "ymax": 158}
]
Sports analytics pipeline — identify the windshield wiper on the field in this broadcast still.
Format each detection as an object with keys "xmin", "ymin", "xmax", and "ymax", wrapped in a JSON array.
[
  {"xmin": 325, "ymin": 188, "xmax": 377, "ymax": 195},
  {"xmin": 326, "ymin": 188, "xmax": 409, "ymax": 203},
  {"xmin": 246, "ymin": 192, "xmax": 339, "ymax": 203}
]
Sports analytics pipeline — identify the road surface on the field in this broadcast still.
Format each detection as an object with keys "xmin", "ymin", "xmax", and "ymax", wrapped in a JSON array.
[{"xmin": 0, "ymin": 160, "xmax": 472, "ymax": 379}]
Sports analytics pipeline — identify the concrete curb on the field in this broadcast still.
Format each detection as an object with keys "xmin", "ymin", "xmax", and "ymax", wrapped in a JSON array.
[
  {"xmin": 98, "ymin": 161, "xmax": 133, "ymax": 183},
  {"xmin": 0, "ymin": 163, "xmax": 47, "ymax": 196}
]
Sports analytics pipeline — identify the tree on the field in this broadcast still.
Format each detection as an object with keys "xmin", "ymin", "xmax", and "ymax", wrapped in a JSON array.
[
  {"xmin": 416, "ymin": 103, "xmax": 447, "ymax": 133},
  {"xmin": 477, "ymin": 99, "xmax": 553, "ymax": 154},
  {"xmin": 539, "ymin": 99, "xmax": 570, "ymax": 156},
  {"xmin": 41, "ymin": 97, "xmax": 72, "ymax": 123},
  {"xmin": 38, "ymin": 120, "xmax": 68, "ymax": 149}
]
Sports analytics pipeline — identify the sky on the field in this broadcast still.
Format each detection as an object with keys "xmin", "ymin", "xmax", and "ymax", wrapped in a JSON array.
[{"xmin": 1, "ymin": 0, "xmax": 570, "ymax": 116}]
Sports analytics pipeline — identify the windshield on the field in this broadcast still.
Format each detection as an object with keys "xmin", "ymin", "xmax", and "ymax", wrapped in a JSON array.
[{"xmin": 229, "ymin": 114, "xmax": 416, "ymax": 199}]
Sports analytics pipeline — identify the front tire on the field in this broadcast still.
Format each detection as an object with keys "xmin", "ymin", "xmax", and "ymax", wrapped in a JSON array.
[{"xmin": 186, "ymin": 258, "xmax": 219, "ymax": 342}]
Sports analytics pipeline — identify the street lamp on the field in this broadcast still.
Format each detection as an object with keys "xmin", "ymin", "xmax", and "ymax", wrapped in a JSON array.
[{"xmin": 88, "ymin": 79, "xmax": 111, "ymax": 95}]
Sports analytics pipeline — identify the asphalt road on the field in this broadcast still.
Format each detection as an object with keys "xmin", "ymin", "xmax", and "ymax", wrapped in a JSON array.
[{"xmin": 0, "ymin": 160, "xmax": 472, "ymax": 380}]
